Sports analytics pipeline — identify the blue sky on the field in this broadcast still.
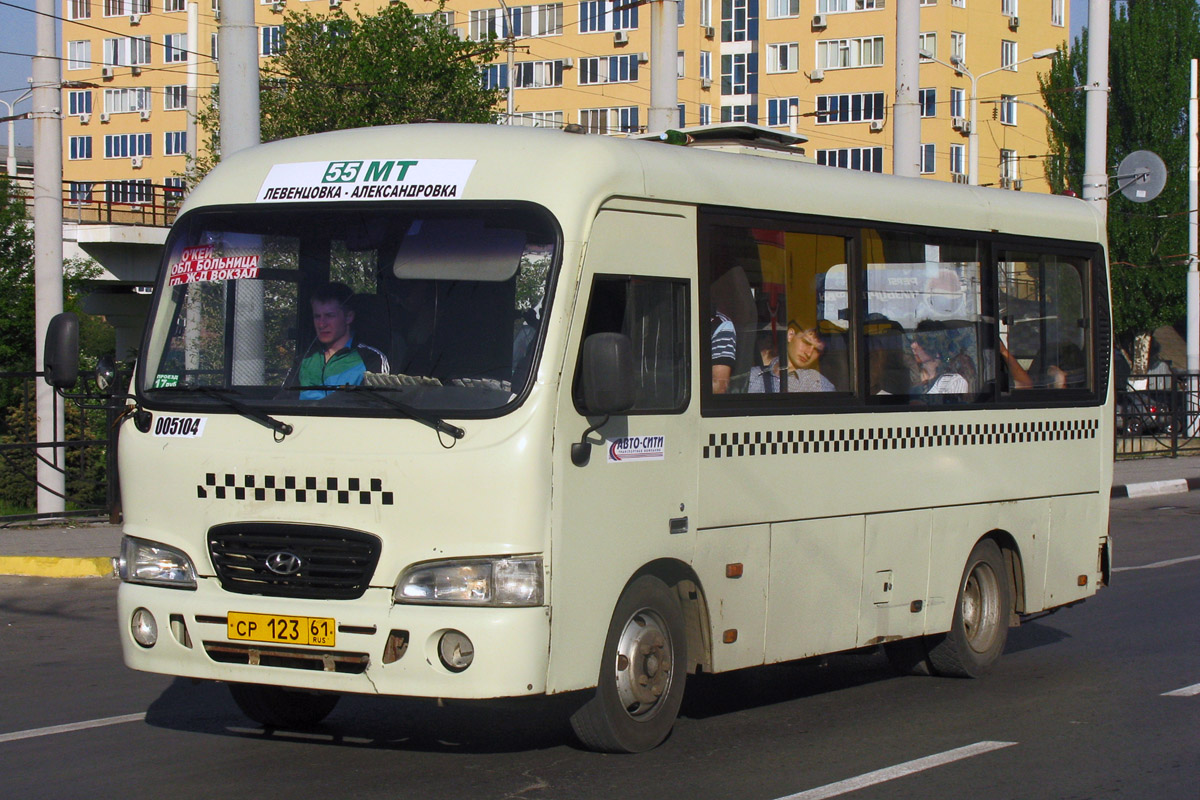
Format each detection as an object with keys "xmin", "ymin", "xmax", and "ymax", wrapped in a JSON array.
[{"xmin": 0, "ymin": 0, "xmax": 1092, "ymax": 149}]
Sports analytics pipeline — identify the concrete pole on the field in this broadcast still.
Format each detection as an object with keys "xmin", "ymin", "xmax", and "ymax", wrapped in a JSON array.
[
  {"xmin": 892, "ymin": 0, "xmax": 921, "ymax": 177},
  {"xmin": 187, "ymin": 2, "xmax": 199, "ymax": 174},
  {"xmin": 967, "ymin": 72, "xmax": 979, "ymax": 184},
  {"xmin": 1188, "ymin": 59, "xmax": 1198, "ymax": 373},
  {"xmin": 648, "ymin": 0, "xmax": 679, "ymax": 134},
  {"xmin": 1082, "ymin": 0, "xmax": 1109, "ymax": 216},
  {"xmin": 2, "ymin": 98, "xmax": 17, "ymax": 176},
  {"xmin": 220, "ymin": 0, "xmax": 265, "ymax": 385},
  {"xmin": 32, "ymin": 0, "xmax": 64, "ymax": 515}
]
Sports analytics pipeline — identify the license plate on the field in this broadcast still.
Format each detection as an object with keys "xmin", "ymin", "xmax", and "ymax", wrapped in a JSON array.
[{"xmin": 227, "ymin": 611, "xmax": 336, "ymax": 647}]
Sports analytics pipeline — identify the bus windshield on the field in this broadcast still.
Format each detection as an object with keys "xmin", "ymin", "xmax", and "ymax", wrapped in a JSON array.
[{"xmin": 140, "ymin": 203, "xmax": 558, "ymax": 414}]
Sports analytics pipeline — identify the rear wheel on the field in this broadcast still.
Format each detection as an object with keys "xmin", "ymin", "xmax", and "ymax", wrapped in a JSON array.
[
  {"xmin": 927, "ymin": 539, "xmax": 1011, "ymax": 678},
  {"xmin": 569, "ymin": 575, "xmax": 687, "ymax": 753},
  {"xmin": 228, "ymin": 683, "xmax": 340, "ymax": 728}
]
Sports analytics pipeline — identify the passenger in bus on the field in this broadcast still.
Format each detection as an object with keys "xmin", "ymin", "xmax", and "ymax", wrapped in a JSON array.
[
  {"xmin": 998, "ymin": 340, "xmax": 1033, "ymax": 390},
  {"xmin": 299, "ymin": 281, "xmax": 390, "ymax": 400},
  {"xmin": 748, "ymin": 322, "xmax": 835, "ymax": 393},
  {"xmin": 1044, "ymin": 342, "xmax": 1087, "ymax": 389},
  {"xmin": 910, "ymin": 320, "xmax": 971, "ymax": 395},
  {"xmin": 711, "ymin": 310, "xmax": 737, "ymax": 393}
]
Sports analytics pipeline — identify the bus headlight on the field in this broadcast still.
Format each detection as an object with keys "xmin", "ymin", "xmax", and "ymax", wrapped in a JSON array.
[
  {"xmin": 394, "ymin": 557, "xmax": 543, "ymax": 606},
  {"xmin": 117, "ymin": 536, "xmax": 197, "ymax": 590}
]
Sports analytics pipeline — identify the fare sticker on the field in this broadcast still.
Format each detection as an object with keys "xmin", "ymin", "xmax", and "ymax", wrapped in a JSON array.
[{"xmin": 256, "ymin": 159, "xmax": 476, "ymax": 203}]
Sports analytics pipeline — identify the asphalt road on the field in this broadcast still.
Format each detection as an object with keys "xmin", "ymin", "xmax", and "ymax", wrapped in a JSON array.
[{"xmin": 1, "ymin": 493, "xmax": 1197, "ymax": 800}]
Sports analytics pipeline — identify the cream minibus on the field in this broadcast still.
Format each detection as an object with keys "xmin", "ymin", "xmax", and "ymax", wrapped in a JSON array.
[{"xmin": 46, "ymin": 123, "xmax": 1112, "ymax": 753}]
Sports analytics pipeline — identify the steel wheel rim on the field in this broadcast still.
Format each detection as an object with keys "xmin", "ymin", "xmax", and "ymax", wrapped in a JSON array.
[
  {"xmin": 962, "ymin": 560, "xmax": 1002, "ymax": 654},
  {"xmin": 613, "ymin": 606, "xmax": 674, "ymax": 719}
]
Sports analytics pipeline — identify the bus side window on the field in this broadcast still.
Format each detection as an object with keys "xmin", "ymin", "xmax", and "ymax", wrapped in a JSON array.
[
  {"xmin": 998, "ymin": 254, "xmax": 1091, "ymax": 392},
  {"xmin": 572, "ymin": 276, "xmax": 690, "ymax": 413}
]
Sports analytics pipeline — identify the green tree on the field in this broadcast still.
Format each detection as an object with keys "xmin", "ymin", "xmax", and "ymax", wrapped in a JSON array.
[
  {"xmin": 1040, "ymin": 0, "xmax": 1200, "ymax": 352},
  {"xmin": 192, "ymin": 3, "xmax": 502, "ymax": 179}
]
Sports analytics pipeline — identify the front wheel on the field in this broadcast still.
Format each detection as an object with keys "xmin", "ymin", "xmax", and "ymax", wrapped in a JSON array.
[
  {"xmin": 569, "ymin": 575, "xmax": 687, "ymax": 753},
  {"xmin": 228, "ymin": 683, "xmax": 340, "ymax": 728},
  {"xmin": 927, "ymin": 539, "xmax": 1012, "ymax": 678}
]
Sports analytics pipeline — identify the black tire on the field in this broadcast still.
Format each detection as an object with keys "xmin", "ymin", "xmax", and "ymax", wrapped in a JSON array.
[
  {"xmin": 228, "ymin": 683, "xmax": 340, "ymax": 728},
  {"xmin": 569, "ymin": 575, "xmax": 687, "ymax": 753},
  {"xmin": 927, "ymin": 539, "xmax": 1011, "ymax": 678}
]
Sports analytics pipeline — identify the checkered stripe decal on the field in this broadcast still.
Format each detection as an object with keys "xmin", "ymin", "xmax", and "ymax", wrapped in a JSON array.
[
  {"xmin": 702, "ymin": 419, "xmax": 1100, "ymax": 459},
  {"xmin": 197, "ymin": 473, "xmax": 393, "ymax": 505}
]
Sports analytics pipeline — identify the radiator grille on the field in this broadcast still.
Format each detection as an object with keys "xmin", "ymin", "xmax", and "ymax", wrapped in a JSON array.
[{"xmin": 208, "ymin": 523, "xmax": 381, "ymax": 600}]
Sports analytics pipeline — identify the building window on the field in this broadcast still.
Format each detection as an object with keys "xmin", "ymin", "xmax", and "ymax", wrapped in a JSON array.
[
  {"xmin": 816, "ymin": 92, "xmax": 885, "ymax": 123},
  {"xmin": 1001, "ymin": 0, "xmax": 1017, "ymax": 15},
  {"xmin": 210, "ymin": 32, "xmax": 218, "ymax": 61},
  {"xmin": 67, "ymin": 90, "xmax": 93, "ymax": 116},
  {"xmin": 1000, "ymin": 95, "xmax": 1016, "ymax": 125},
  {"xmin": 816, "ymin": 146, "xmax": 884, "ymax": 172},
  {"xmin": 700, "ymin": 0, "xmax": 711, "ymax": 26},
  {"xmin": 950, "ymin": 143, "xmax": 965, "ymax": 175},
  {"xmin": 106, "ymin": 179, "xmax": 153, "ymax": 204},
  {"xmin": 514, "ymin": 60, "xmax": 565, "ymax": 88},
  {"xmin": 67, "ymin": 0, "xmax": 91, "ymax": 20},
  {"xmin": 164, "ymin": 84, "xmax": 187, "ymax": 110},
  {"xmin": 69, "ymin": 182, "xmax": 94, "ymax": 203},
  {"xmin": 165, "ymin": 130, "xmax": 187, "ymax": 156},
  {"xmin": 721, "ymin": 52, "xmax": 757, "ymax": 95},
  {"xmin": 720, "ymin": 103, "xmax": 756, "ymax": 123},
  {"xmin": 951, "ymin": 31, "xmax": 965, "ymax": 61},
  {"xmin": 103, "ymin": 0, "xmax": 125, "ymax": 15},
  {"xmin": 164, "ymin": 33, "xmax": 188, "ymax": 64},
  {"xmin": 579, "ymin": 55, "xmax": 641, "ymax": 85},
  {"xmin": 470, "ymin": 5, "xmax": 563, "ymax": 39},
  {"xmin": 700, "ymin": 50, "xmax": 711, "ymax": 80},
  {"xmin": 919, "ymin": 32, "xmax": 936, "ymax": 60},
  {"xmin": 579, "ymin": 106, "xmax": 639, "ymax": 134},
  {"xmin": 482, "ymin": 63, "xmax": 508, "ymax": 90},
  {"xmin": 1051, "ymin": 0, "xmax": 1064, "ymax": 26},
  {"xmin": 817, "ymin": 36, "xmax": 885, "ymax": 69},
  {"xmin": 818, "ymin": 0, "xmax": 884, "ymax": 11},
  {"xmin": 766, "ymin": 42, "xmax": 798, "ymax": 74},
  {"xmin": 261, "ymin": 26, "xmax": 284, "ymax": 56},
  {"xmin": 919, "ymin": 0, "xmax": 935, "ymax": 6},
  {"xmin": 677, "ymin": 50, "xmax": 685, "ymax": 79},
  {"xmin": 766, "ymin": 96, "xmax": 798, "ymax": 127},
  {"xmin": 919, "ymin": 87, "xmax": 936, "ymax": 117},
  {"xmin": 766, "ymin": 0, "xmax": 799, "ymax": 19},
  {"xmin": 721, "ymin": 0, "xmax": 754, "ymax": 43},
  {"xmin": 1002, "ymin": 40, "xmax": 1017, "ymax": 70},
  {"xmin": 104, "ymin": 87, "xmax": 152, "ymax": 114},
  {"xmin": 69, "ymin": 136, "xmax": 92, "ymax": 160},
  {"xmin": 164, "ymin": 0, "xmax": 185, "ymax": 11},
  {"xmin": 580, "ymin": 0, "xmax": 638, "ymax": 33},
  {"xmin": 949, "ymin": 87, "xmax": 964, "ymax": 118},
  {"xmin": 67, "ymin": 40, "xmax": 91, "ymax": 71},
  {"xmin": 920, "ymin": 143, "xmax": 936, "ymax": 173},
  {"xmin": 951, "ymin": 0, "xmax": 965, "ymax": 6},
  {"xmin": 104, "ymin": 132, "xmax": 153, "ymax": 158},
  {"xmin": 699, "ymin": 103, "xmax": 711, "ymax": 125},
  {"xmin": 511, "ymin": 110, "xmax": 564, "ymax": 127},
  {"xmin": 130, "ymin": 0, "xmax": 149, "ymax": 12},
  {"xmin": 1000, "ymin": 148, "xmax": 1018, "ymax": 182},
  {"xmin": 104, "ymin": 36, "xmax": 151, "ymax": 67}
]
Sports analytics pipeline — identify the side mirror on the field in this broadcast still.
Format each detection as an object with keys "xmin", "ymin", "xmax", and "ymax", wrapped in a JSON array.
[
  {"xmin": 95, "ymin": 355, "xmax": 118, "ymax": 396},
  {"xmin": 571, "ymin": 333, "xmax": 635, "ymax": 466},
  {"xmin": 44, "ymin": 312, "xmax": 80, "ymax": 389},
  {"xmin": 579, "ymin": 332, "xmax": 635, "ymax": 415}
]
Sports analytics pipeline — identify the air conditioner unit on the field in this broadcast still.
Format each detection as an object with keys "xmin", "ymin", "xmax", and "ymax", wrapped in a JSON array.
[
  {"xmin": 809, "ymin": 68, "xmax": 824, "ymax": 82},
  {"xmin": 1013, "ymin": 178, "xmax": 1023, "ymax": 190},
  {"xmin": 952, "ymin": 172, "xmax": 969, "ymax": 184},
  {"xmin": 562, "ymin": 57, "xmax": 574, "ymax": 68},
  {"xmin": 613, "ymin": 30, "xmax": 629, "ymax": 46},
  {"xmin": 951, "ymin": 116, "xmax": 968, "ymax": 132},
  {"xmin": 329, "ymin": 0, "xmax": 341, "ymax": 7},
  {"xmin": 101, "ymin": 66, "xmax": 114, "ymax": 79},
  {"xmin": 271, "ymin": 0, "xmax": 284, "ymax": 11},
  {"xmin": 214, "ymin": 9, "xmax": 220, "ymax": 19},
  {"xmin": 701, "ymin": 76, "xmax": 712, "ymax": 89},
  {"xmin": 999, "ymin": 176, "xmax": 1012, "ymax": 189},
  {"xmin": 703, "ymin": 25, "xmax": 715, "ymax": 39},
  {"xmin": 140, "ymin": 109, "xmax": 151, "ymax": 120},
  {"xmin": 100, "ymin": 112, "xmax": 110, "ymax": 123},
  {"xmin": 131, "ymin": 155, "xmax": 143, "ymax": 168},
  {"xmin": 131, "ymin": 66, "xmax": 141, "ymax": 76},
  {"xmin": 80, "ymin": 113, "xmax": 90, "ymax": 125},
  {"xmin": 451, "ymin": 28, "xmax": 465, "ymax": 40},
  {"xmin": 812, "ymin": 14, "xmax": 827, "ymax": 29},
  {"xmin": 636, "ymin": 52, "xmax": 649, "ymax": 64},
  {"xmin": 1008, "ymin": 15, "xmax": 1019, "ymax": 30},
  {"xmin": 129, "ymin": 13, "xmax": 141, "ymax": 25},
  {"xmin": 869, "ymin": 120, "xmax": 884, "ymax": 132}
]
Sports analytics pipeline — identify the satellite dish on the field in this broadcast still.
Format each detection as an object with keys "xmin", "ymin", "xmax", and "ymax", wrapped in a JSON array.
[{"xmin": 1116, "ymin": 150, "xmax": 1167, "ymax": 203}]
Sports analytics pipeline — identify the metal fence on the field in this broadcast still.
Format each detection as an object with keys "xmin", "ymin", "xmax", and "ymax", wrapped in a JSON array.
[
  {"xmin": 1115, "ymin": 371, "xmax": 1200, "ymax": 459},
  {"xmin": 0, "ymin": 370, "xmax": 118, "ymax": 524},
  {"xmin": 9, "ymin": 176, "xmax": 180, "ymax": 229}
]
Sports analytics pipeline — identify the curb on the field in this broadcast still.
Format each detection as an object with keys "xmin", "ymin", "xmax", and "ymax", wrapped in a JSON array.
[
  {"xmin": 1111, "ymin": 477, "xmax": 1200, "ymax": 499},
  {"xmin": 0, "ymin": 556, "xmax": 114, "ymax": 579}
]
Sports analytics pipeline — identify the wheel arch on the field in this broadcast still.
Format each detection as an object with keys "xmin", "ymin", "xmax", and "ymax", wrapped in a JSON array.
[
  {"xmin": 630, "ymin": 558, "xmax": 713, "ymax": 675},
  {"xmin": 982, "ymin": 528, "xmax": 1026, "ymax": 617}
]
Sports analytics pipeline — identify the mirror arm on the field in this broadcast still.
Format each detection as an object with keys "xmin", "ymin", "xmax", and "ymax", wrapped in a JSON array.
[{"xmin": 570, "ymin": 414, "xmax": 610, "ymax": 467}]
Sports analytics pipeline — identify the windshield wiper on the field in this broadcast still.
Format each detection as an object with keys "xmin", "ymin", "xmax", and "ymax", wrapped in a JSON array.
[
  {"xmin": 182, "ymin": 386, "xmax": 294, "ymax": 437},
  {"xmin": 326, "ymin": 385, "xmax": 466, "ymax": 440}
]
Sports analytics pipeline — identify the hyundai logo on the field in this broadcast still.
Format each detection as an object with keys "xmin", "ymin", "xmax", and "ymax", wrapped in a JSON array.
[{"xmin": 265, "ymin": 551, "xmax": 303, "ymax": 575}]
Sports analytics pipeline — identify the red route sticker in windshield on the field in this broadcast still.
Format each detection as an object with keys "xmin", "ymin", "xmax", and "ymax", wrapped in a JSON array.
[{"xmin": 168, "ymin": 245, "xmax": 260, "ymax": 286}]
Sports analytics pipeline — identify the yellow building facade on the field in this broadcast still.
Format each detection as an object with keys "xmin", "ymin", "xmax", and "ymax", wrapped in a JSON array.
[{"xmin": 59, "ymin": 0, "xmax": 1069, "ymax": 203}]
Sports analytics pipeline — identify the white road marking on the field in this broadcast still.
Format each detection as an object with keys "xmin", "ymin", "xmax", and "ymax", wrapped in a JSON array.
[
  {"xmin": 1162, "ymin": 683, "xmax": 1200, "ymax": 697},
  {"xmin": 1112, "ymin": 554, "xmax": 1200, "ymax": 572},
  {"xmin": 1126, "ymin": 479, "xmax": 1189, "ymax": 498},
  {"xmin": 0, "ymin": 712, "xmax": 146, "ymax": 744},
  {"xmin": 775, "ymin": 741, "xmax": 1018, "ymax": 800}
]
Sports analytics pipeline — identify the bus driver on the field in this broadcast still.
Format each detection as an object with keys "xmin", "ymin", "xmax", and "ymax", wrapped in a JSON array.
[{"xmin": 299, "ymin": 281, "xmax": 390, "ymax": 399}]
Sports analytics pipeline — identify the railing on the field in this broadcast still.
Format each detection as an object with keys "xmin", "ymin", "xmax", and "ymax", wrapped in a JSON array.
[
  {"xmin": 1115, "ymin": 371, "xmax": 1200, "ymax": 459},
  {"xmin": 8, "ymin": 176, "xmax": 181, "ymax": 228},
  {"xmin": 0, "ymin": 370, "xmax": 118, "ymax": 524}
]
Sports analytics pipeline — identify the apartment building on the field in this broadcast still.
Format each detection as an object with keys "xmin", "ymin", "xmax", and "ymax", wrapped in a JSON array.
[{"xmin": 59, "ymin": 0, "xmax": 1069, "ymax": 200}]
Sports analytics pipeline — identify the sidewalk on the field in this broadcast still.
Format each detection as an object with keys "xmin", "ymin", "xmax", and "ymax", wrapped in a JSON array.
[{"xmin": 3, "ymin": 455, "xmax": 1200, "ymax": 579}]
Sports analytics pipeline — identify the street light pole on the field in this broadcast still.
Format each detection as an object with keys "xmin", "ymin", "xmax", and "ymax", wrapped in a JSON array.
[
  {"xmin": 1, "ymin": 89, "xmax": 32, "ymax": 176},
  {"xmin": 497, "ymin": 0, "xmax": 515, "ymax": 123}
]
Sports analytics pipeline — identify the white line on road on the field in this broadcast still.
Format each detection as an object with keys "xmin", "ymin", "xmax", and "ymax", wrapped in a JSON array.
[
  {"xmin": 1162, "ymin": 683, "xmax": 1200, "ymax": 697},
  {"xmin": 1112, "ymin": 554, "xmax": 1200, "ymax": 572},
  {"xmin": 775, "ymin": 741, "xmax": 1018, "ymax": 800},
  {"xmin": 0, "ymin": 712, "xmax": 146, "ymax": 744}
]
